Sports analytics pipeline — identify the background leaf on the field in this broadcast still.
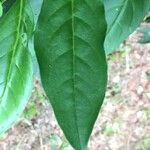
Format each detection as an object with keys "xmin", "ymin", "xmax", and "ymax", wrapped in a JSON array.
[
  {"xmin": 0, "ymin": 0, "xmax": 34, "ymax": 134},
  {"xmin": 0, "ymin": 2, "xmax": 3, "ymax": 17},
  {"xmin": 2, "ymin": 0, "xmax": 16, "ymax": 14},
  {"xmin": 35, "ymin": 0, "xmax": 107, "ymax": 149},
  {"xmin": 104, "ymin": 0, "xmax": 150, "ymax": 54},
  {"xmin": 30, "ymin": 0, "xmax": 43, "ymax": 25},
  {"xmin": 138, "ymin": 27, "xmax": 150, "ymax": 43}
]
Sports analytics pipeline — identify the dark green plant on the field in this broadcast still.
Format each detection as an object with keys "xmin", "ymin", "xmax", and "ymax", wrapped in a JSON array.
[{"xmin": 0, "ymin": 0, "xmax": 150, "ymax": 149}]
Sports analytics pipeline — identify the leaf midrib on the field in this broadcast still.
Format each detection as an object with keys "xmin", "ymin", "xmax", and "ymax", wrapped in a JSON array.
[
  {"xmin": 0, "ymin": 0, "xmax": 23, "ymax": 99},
  {"xmin": 71, "ymin": 0, "xmax": 82, "ymax": 149}
]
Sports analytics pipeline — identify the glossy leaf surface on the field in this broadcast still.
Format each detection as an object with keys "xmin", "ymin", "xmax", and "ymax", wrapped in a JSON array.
[
  {"xmin": 35, "ymin": 0, "xmax": 107, "ymax": 149},
  {"xmin": 0, "ymin": 0, "xmax": 33, "ymax": 134},
  {"xmin": 104, "ymin": 0, "xmax": 150, "ymax": 54}
]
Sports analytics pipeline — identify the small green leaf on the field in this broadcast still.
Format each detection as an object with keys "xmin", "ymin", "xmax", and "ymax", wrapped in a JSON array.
[
  {"xmin": 49, "ymin": 135, "xmax": 62, "ymax": 150},
  {"xmin": 144, "ymin": 138, "xmax": 150, "ymax": 149},
  {"xmin": 35, "ymin": 0, "xmax": 107, "ymax": 149},
  {"xmin": 138, "ymin": 27, "xmax": 150, "ymax": 43},
  {"xmin": 24, "ymin": 102, "xmax": 38, "ymax": 120},
  {"xmin": 0, "ymin": 0, "xmax": 34, "ymax": 135}
]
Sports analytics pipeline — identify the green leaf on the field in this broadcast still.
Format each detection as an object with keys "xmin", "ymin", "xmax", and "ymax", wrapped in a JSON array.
[
  {"xmin": 0, "ymin": 0, "xmax": 34, "ymax": 134},
  {"xmin": 0, "ymin": 2, "xmax": 3, "ymax": 17},
  {"xmin": 23, "ymin": 102, "xmax": 38, "ymax": 120},
  {"xmin": 35, "ymin": 0, "xmax": 107, "ymax": 149},
  {"xmin": 138, "ymin": 27, "xmax": 150, "ymax": 43},
  {"xmin": 30, "ymin": 0, "xmax": 43, "ymax": 25},
  {"xmin": 104, "ymin": 0, "xmax": 150, "ymax": 54},
  {"xmin": 2, "ymin": 0, "xmax": 16, "ymax": 14}
]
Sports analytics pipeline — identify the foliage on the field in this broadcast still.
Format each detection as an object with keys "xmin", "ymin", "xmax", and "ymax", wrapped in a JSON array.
[
  {"xmin": 23, "ymin": 102, "xmax": 38, "ymax": 120},
  {"xmin": 0, "ymin": 2, "xmax": 2, "ymax": 17},
  {"xmin": 34, "ymin": 1, "xmax": 107, "ymax": 149},
  {"xmin": 0, "ymin": 0, "xmax": 149, "ymax": 150},
  {"xmin": 104, "ymin": 0, "xmax": 150, "ymax": 54},
  {"xmin": 0, "ymin": 0, "xmax": 33, "ymax": 135},
  {"xmin": 138, "ymin": 27, "xmax": 150, "ymax": 43}
]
